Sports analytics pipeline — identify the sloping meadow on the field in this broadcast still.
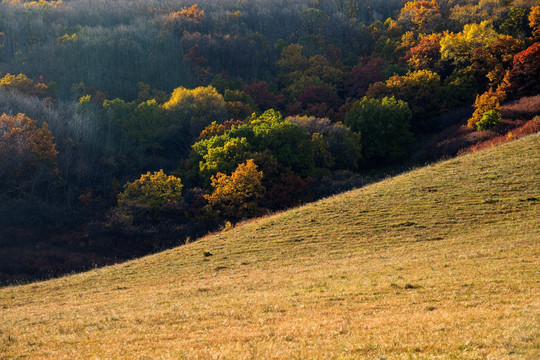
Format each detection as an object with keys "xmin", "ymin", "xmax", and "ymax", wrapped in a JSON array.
[{"xmin": 1, "ymin": 134, "xmax": 539, "ymax": 359}]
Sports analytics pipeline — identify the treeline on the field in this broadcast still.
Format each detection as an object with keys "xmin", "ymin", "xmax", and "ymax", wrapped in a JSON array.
[
  {"xmin": 1, "ymin": 0, "xmax": 539, "ymax": 284},
  {"xmin": 0, "ymin": 0, "xmax": 401, "ymax": 99}
]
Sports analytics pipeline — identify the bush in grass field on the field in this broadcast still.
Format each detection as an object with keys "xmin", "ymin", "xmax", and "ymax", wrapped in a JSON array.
[{"xmin": 476, "ymin": 110, "xmax": 501, "ymax": 131}]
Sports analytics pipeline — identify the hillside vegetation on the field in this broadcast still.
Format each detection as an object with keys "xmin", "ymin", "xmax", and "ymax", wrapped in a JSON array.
[
  {"xmin": 2, "ymin": 0, "xmax": 539, "ymax": 282},
  {"xmin": 1, "ymin": 135, "xmax": 539, "ymax": 359}
]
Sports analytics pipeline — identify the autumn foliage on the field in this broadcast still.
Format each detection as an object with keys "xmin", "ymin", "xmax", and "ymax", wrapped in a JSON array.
[
  {"xmin": 529, "ymin": 6, "xmax": 540, "ymax": 41},
  {"xmin": 0, "ymin": 113, "xmax": 56, "ymax": 162},
  {"xmin": 164, "ymin": 4, "xmax": 206, "ymax": 34},
  {"xmin": 163, "ymin": 85, "xmax": 227, "ymax": 144},
  {"xmin": 2, "ymin": 0, "xmax": 540, "ymax": 283},
  {"xmin": 468, "ymin": 89, "xmax": 501, "ymax": 129},
  {"xmin": 498, "ymin": 42, "xmax": 540, "ymax": 100},
  {"xmin": 197, "ymin": 119, "xmax": 244, "ymax": 141},
  {"xmin": 0, "ymin": 113, "xmax": 57, "ymax": 198},
  {"xmin": 204, "ymin": 159, "xmax": 265, "ymax": 220},
  {"xmin": 0, "ymin": 73, "xmax": 50, "ymax": 98},
  {"xmin": 398, "ymin": 0, "xmax": 441, "ymax": 34},
  {"xmin": 118, "ymin": 170, "xmax": 183, "ymax": 213},
  {"xmin": 405, "ymin": 34, "xmax": 442, "ymax": 71},
  {"xmin": 345, "ymin": 57, "xmax": 383, "ymax": 99},
  {"xmin": 367, "ymin": 69, "xmax": 442, "ymax": 129}
]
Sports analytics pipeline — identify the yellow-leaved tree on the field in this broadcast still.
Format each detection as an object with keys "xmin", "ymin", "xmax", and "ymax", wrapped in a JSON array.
[
  {"xmin": 162, "ymin": 85, "xmax": 227, "ymax": 147},
  {"xmin": 204, "ymin": 159, "xmax": 266, "ymax": 220},
  {"xmin": 530, "ymin": 5, "xmax": 540, "ymax": 41},
  {"xmin": 0, "ymin": 73, "xmax": 49, "ymax": 97},
  {"xmin": 118, "ymin": 170, "xmax": 183, "ymax": 213},
  {"xmin": 467, "ymin": 89, "xmax": 501, "ymax": 129},
  {"xmin": 440, "ymin": 21, "xmax": 498, "ymax": 67}
]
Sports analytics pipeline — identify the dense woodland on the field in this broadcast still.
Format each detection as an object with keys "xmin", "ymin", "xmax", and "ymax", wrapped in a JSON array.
[{"xmin": 0, "ymin": 0, "xmax": 539, "ymax": 284}]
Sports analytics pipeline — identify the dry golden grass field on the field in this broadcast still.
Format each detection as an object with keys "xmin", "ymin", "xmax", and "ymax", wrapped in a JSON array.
[{"xmin": 1, "ymin": 134, "xmax": 539, "ymax": 359}]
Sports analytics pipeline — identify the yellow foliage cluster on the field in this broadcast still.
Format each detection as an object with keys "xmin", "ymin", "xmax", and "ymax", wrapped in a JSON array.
[
  {"xmin": 385, "ymin": 69, "xmax": 440, "ymax": 89},
  {"xmin": 398, "ymin": 0, "xmax": 441, "ymax": 33},
  {"xmin": 179, "ymin": 4, "xmax": 205, "ymax": 22},
  {"xmin": 165, "ymin": 4, "xmax": 205, "ymax": 28},
  {"xmin": 0, "ymin": 73, "xmax": 48, "ymax": 97},
  {"xmin": 56, "ymin": 33, "xmax": 78, "ymax": 43},
  {"xmin": 440, "ymin": 21, "xmax": 498, "ymax": 66},
  {"xmin": 162, "ymin": 85, "xmax": 227, "ymax": 139},
  {"xmin": 225, "ymin": 10, "xmax": 243, "ymax": 22},
  {"xmin": 118, "ymin": 170, "xmax": 183, "ymax": 212},
  {"xmin": 205, "ymin": 159, "xmax": 265, "ymax": 220},
  {"xmin": 0, "ymin": 73, "xmax": 32, "ymax": 93},
  {"xmin": 530, "ymin": 6, "xmax": 540, "ymax": 41},
  {"xmin": 162, "ymin": 85, "xmax": 222, "ymax": 111},
  {"xmin": 3, "ymin": 0, "xmax": 63, "ymax": 8},
  {"xmin": 468, "ymin": 89, "xmax": 501, "ymax": 129},
  {"xmin": 0, "ymin": 113, "xmax": 57, "ymax": 162}
]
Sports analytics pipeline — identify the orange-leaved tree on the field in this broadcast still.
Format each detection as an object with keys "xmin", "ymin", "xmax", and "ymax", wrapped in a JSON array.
[
  {"xmin": 204, "ymin": 159, "xmax": 266, "ymax": 220},
  {"xmin": 0, "ymin": 113, "xmax": 57, "ymax": 197},
  {"xmin": 497, "ymin": 42, "xmax": 540, "ymax": 100},
  {"xmin": 467, "ymin": 89, "xmax": 501, "ymax": 129},
  {"xmin": 164, "ymin": 4, "xmax": 206, "ymax": 35},
  {"xmin": 405, "ymin": 33, "xmax": 443, "ymax": 71}
]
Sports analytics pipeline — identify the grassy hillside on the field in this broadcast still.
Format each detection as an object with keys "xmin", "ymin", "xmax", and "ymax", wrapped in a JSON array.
[{"xmin": 1, "ymin": 135, "xmax": 539, "ymax": 359}]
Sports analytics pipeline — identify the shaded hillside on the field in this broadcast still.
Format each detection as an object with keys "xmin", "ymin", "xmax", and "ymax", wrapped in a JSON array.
[{"xmin": 1, "ymin": 134, "xmax": 539, "ymax": 359}]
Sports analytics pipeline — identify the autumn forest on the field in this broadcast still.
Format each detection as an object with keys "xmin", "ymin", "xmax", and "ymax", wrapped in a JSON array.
[{"xmin": 1, "ymin": 0, "xmax": 539, "ymax": 284}]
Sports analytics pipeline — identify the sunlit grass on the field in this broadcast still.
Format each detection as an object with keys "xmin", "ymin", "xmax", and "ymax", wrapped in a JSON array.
[{"xmin": 1, "ymin": 134, "xmax": 539, "ymax": 359}]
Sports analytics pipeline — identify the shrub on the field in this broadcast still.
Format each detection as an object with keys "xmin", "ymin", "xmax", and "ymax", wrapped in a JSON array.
[
  {"xmin": 458, "ymin": 116, "xmax": 540, "ymax": 155},
  {"xmin": 512, "ymin": 116, "xmax": 540, "ymax": 137},
  {"xmin": 500, "ymin": 95, "xmax": 540, "ymax": 120},
  {"xmin": 476, "ymin": 110, "xmax": 501, "ymax": 131}
]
